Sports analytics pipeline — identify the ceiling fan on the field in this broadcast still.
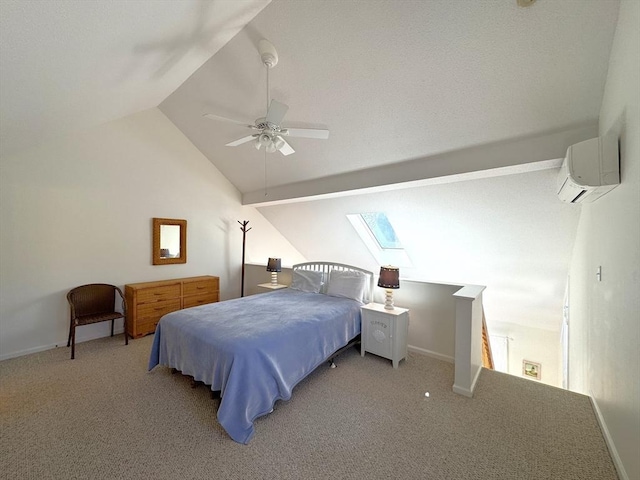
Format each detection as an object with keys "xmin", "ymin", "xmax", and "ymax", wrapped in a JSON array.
[{"xmin": 203, "ymin": 39, "xmax": 329, "ymax": 156}]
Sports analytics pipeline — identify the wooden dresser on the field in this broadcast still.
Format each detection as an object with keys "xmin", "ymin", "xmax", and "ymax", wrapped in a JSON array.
[{"xmin": 125, "ymin": 276, "xmax": 219, "ymax": 338}]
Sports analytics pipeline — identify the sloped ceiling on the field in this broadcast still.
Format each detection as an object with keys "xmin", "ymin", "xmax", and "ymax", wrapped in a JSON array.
[
  {"xmin": 1, "ymin": 0, "xmax": 619, "ymax": 199},
  {"xmin": 160, "ymin": 0, "xmax": 619, "ymax": 202},
  {"xmin": 0, "ymin": 0, "xmax": 270, "ymax": 159},
  {"xmin": 257, "ymin": 168, "xmax": 581, "ymax": 331},
  {"xmin": 0, "ymin": 0, "xmax": 620, "ymax": 335}
]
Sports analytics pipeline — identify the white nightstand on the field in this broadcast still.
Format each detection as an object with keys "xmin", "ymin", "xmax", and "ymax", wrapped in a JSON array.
[
  {"xmin": 360, "ymin": 303, "xmax": 409, "ymax": 368},
  {"xmin": 256, "ymin": 283, "xmax": 288, "ymax": 293}
]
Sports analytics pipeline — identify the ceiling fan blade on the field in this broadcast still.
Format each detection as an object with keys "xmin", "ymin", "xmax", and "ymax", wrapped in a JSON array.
[
  {"xmin": 265, "ymin": 99, "xmax": 289, "ymax": 126},
  {"xmin": 203, "ymin": 113, "xmax": 257, "ymax": 129},
  {"xmin": 226, "ymin": 135, "xmax": 257, "ymax": 147},
  {"xmin": 278, "ymin": 138, "xmax": 295, "ymax": 156},
  {"xmin": 284, "ymin": 128, "xmax": 330, "ymax": 139}
]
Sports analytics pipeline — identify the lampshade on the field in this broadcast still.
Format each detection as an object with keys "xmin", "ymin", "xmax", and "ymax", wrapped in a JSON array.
[
  {"xmin": 256, "ymin": 134, "xmax": 285, "ymax": 153},
  {"xmin": 378, "ymin": 266, "xmax": 400, "ymax": 289},
  {"xmin": 258, "ymin": 133, "xmax": 272, "ymax": 147},
  {"xmin": 273, "ymin": 137, "xmax": 285, "ymax": 151},
  {"xmin": 266, "ymin": 258, "xmax": 282, "ymax": 272}
]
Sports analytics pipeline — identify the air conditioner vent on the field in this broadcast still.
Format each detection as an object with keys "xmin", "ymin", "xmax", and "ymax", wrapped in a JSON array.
[{"xmin": 557, "ymin": 135, "xmax": 619, "ymax": 204}]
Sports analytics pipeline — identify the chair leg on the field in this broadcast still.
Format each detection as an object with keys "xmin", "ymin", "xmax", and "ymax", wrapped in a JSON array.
[
  {"xmin": 123, "ymin": 316, "xmax": 129, "ymax": 345},
  {"xmin": 70, "ymin": 323, "xmax": 76, "ymax": 360},
  {"xmin": 67, "ymin": 317, "xmax": 73, "ymax": 347},
  {"xmin": 111, "ymin": 319, "xmax": 114, "ymax": 337}
]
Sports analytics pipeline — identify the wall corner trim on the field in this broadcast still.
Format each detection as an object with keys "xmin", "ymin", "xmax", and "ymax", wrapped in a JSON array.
[{"xmin": 452, "ymin": 285, "xmax": 486, "ymax": 398}]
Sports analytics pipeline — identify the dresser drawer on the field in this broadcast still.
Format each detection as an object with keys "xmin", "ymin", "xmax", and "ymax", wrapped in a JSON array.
[
  {"xmin": 183, "ymin": 292, "xmax": 218, "ymax": 309},
  {"xmin": 135, "ymin": 283, "xmax": 180, "ymax": 305},
  {"xmin": 136, "ymin": 319, "xmax": 160, "ymax": 337},
  {"xmin": 137, "ymin": 299, "xmax": 181, "ymax": 321},
  {"xmin": 183, "ymin": 278, "xmax": 218, "ymax": 297}
]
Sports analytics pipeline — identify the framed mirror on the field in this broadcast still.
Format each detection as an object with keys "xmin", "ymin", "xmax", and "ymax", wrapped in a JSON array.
[{"xmin": 152, "ymin": 218, "xmax": 187, "ymax": 265}]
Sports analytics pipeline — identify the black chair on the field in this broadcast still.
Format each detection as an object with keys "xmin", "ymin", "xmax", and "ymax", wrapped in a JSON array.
[{"xmin": 66, "ymin": 284, "xmax": 128, "ymax": 359}]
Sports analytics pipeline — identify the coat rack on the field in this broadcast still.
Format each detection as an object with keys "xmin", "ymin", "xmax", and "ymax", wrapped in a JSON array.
[{"xmin": 238, "ymin": 220, "xmax": 251, "ymax": 297}]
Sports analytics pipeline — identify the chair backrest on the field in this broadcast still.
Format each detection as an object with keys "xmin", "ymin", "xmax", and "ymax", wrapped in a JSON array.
[{"xmin": 67, "ymin": 284, "xmax": 119, "ymax": 317}]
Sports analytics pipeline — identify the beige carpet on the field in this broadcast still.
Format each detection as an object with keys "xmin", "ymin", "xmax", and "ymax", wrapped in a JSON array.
[{"xmin": 0, "ymin": 334, "xmax": 618, "ymax": 479}]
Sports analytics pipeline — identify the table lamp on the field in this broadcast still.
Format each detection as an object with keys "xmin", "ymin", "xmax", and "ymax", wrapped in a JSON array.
[
  {"xmin": 378, "ymin": 265, "xmax": 400, "ymax": 310},
  {"xmin": 266, "ymin": 258, "xmax": 282, "ymax": 286}
]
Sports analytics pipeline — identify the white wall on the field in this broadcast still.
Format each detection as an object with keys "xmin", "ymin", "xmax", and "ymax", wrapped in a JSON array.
[
  {"xmin": 244, "ymin": 263, "xmax": 294, "ymax": 297},
  {"xmin": 568, "ymin": 1, "xmax": 640, "ymax": 478},
  {"xmin": 490, "ymin": 325, "xmax": 561, "ymax": 387},
  {"xmin": 0, "ymin": 108, "xmax": 304, "ymax": 360},
  {"xmin": 392, "ymin": 280, "xmax": 459, "ymax": 363},
  {"xmin": 257, "ymin": 168, "xmax": 580, "ymax": 387}
]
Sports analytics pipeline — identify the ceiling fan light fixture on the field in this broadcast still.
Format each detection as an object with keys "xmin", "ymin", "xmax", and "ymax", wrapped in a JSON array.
[
  {"xmin": 258, "ymin": 133, "xmax": 272, "ymax": 146},
  {"xmin": 273, "ymin": 136, "xmax": 285, "ymax": 151},
  {"xmin": 203, "ymin": 38, "xmax": 329, "ymax": 157}
]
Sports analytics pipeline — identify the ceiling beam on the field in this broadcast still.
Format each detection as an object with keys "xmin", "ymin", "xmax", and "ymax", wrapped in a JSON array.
[{"xmin": 243, "ymin": 121, "xmax": 598, "ymax": 206}]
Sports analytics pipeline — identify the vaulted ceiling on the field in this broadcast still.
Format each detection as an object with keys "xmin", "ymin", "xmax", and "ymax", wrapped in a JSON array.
[
  {"xmin": 0, "ymin": 0, "xmax": 269, "ymax": 159},
  {"xmin": 159, "ymin": 0, "xmax": 619, "ymax": 203},
  {"xmin": 1, "ymin": 1, "xmax": 618, "ymax": 201},
  {"xmin": 0, "ymin": 0, "xmax": 621, "ymax": 334}
]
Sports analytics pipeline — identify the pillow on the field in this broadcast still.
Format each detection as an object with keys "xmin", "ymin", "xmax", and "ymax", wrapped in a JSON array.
[
  {"xmin": 290, "ymin": 269, "xmax": 323, "ymax": 294},
  {"xmin": 325, "ymin": 270, "xmax": 370, "ymax": 303}
]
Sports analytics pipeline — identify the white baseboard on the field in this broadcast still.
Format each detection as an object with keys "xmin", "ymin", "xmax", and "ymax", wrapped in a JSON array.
[
  {"xmin": 589, "ymin": 393, "xmax": 629, "ymax": 480},
  {"xmin": 408, "ymin": 344, "xmax": 454, "ymax": 363},
  {"xmin": 0, "ymin": 343, "xmax": 58, "ymax": 361},
  {"xmin": 452, "ymin": 384, "xmax": 473, "ymax": 397},
  {"xmin": 452, "ymin": 365, "xmax": 483, "ymax": 398},
  {"xmin": 408, "ymin": 345, "xmax": 481, "ymax": 398},
  {"xmin": 0, "ymin": 327, "xmax": 125, "ymax": 362}
]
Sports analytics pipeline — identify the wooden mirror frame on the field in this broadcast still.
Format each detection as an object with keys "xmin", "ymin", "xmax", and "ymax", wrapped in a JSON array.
[{"xmin": 152, "ymin": 218, "xmax": 187, "ymax": 265}]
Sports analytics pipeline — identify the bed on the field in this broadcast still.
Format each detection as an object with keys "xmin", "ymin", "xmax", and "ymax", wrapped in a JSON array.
[{"xmin": 148, "ymin": 262, "xmax": 373, "ymax": 444}]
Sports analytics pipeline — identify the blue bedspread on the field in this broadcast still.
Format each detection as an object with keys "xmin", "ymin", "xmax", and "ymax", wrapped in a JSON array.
[{"xmin": 148, "ymin": 288, "xmax": 362, "ymax": 444}]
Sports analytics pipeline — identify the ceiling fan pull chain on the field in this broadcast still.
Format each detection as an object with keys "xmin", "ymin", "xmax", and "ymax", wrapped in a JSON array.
[{"xmin": 264, "ymin": 150, "xmax": 268, "ymax": 197}]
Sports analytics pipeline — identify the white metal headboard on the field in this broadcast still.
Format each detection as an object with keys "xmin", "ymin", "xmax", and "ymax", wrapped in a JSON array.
[{"xmin": 292, "ymin": 261, "xmax": 374, "ymax": 304}]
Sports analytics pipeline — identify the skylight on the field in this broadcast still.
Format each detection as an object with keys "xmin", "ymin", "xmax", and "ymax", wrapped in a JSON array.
[
  {"xmin": 346, "ymin": 212, "xmax": 412, "ymax": 268},
  {"xmin": 360, "ymin": 212, "xmax": 403, "ymax": 249}
]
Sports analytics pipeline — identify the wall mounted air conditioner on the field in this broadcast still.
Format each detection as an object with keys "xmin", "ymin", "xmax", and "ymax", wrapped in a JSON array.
[{"xmin": 557, "ymin": 135, "xmax": 619, "ymax": 203}]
